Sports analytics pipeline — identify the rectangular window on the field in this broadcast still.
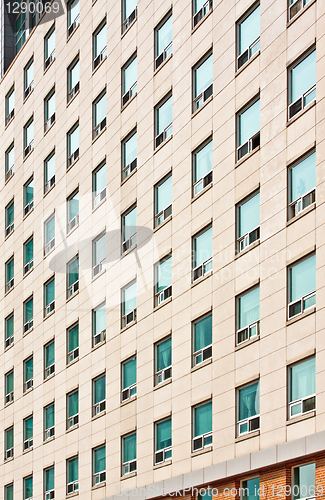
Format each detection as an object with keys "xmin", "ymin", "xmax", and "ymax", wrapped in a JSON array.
[
  {"xmin": 122, "ymin": 356, "xmax": 137, "ymax": 401},
  {"xmin": 45, "ymin": 277, "xmax": 55, "ymax": 316},
  {"xmin": 122, "ymin": 281, "xmax": 137, "ymax": 328},
  {"xmin": 193, "ymin": 400, "xmax": 212, "ymax": 451},
  {"xmin": 93, "ymin": 22, "xmax": 107, "ymax": 69},
  {"xmin": 155, "ymin": 255, "xmax": 172, "ymax": 305},
  {"xmin": 24, "ymin": 356, "xmax": 33, "ymax": 391},
  {"xmin": 24, "ymin": 177, "xmax": 34, "ymax": 216},
  {"xmin": 288, "ymin": 254, "xmax": 316, "ymax": 319},
  {"xmin": 68, "ymin": 57, "xmax": 80, "ymax": 102},
  {"xmin": 93, "ymin": 233, "xmax": 106, "ymax": 277},
  {"xmin": 237, "ymin": 98, "xmax": 260, "ymax": 161},
  {"xmin": 122, "ymin": 130, "xmax": 137, "ymax": 179},
  {"xmin": 93, "ymin": 162, "xmax": 106, "ymax": 207},
  {"xmin": 5, "ymin": 143, "xmax": 14, "ymax": 181},
  {"xmin": 23, "ymin": 296, "xmax": 33, "ymax": 334},
  {"xmin": 44, "ymin": 151, "xmax": 55, "ymax": 193},
  {"xmin": 155, "ymin": 337, "xmax": 172, "ymax": 385},
  {"xmin": 5, "ymin": 87, "xmax": 14, "ymax": 125},
  {"xmin": 193, "ymin": 314, "xmax": 212, "ymax": 366},
  {"xmin": 289, "ymin": 0, "xmax": 312, "ymax": 20},
  {"xmin": 44, "ymin": 341, "xmax": 55, "ymax": 378},
  {"xmin": 67, "ymin": 256, "xmax": 79, "ymax": 298},
  {"xmin": 193, "ymin": 0, "xmax": 213, "ymax": 28},
  {"xmin": 67, "ymin": 390, "xmax": 79, "ymax": 428},
  {"xmin": 44, "ymin": 466, "xmax": 55, "ymax": 500},
  {"xmin": 155, "ymin": 174, "xmax": 172, "ymax": 226},
  {"xmin": 24, "ymin": 118, "xmax": 34, "ymax": 157},
  {"xmin": 24, "ymin": 58, "xmax": 34, "ymax": 99},
  {"xmin": 155, "ymin": 418, "xmax": 172, "ymax": 464},
  {"xmin": 44, "ymin": 403, "xmax": 55, "ymax": 440},
  {"xmin": 237, "ymin": 287, "xmax": 260, "ymax": 345},
  {"xmin": 93, "ymin": 92, "xmax": 106, "ymax": 138},
  {"xmin": 292, "ymin": 463, "xmax": 315, "ymax": 500},
  {"xmin": 240, "ymin": 478, "xmax": 260, "ymax": 500},
  {"xmin": 193, "ymin": 140, "xmax": 212, "ymax": 196},
  {"xmin": 15, "ymin": 10, "xmax": 26, "ymax": 54},
  {"xmin": 5, "ymin": 200, "xmax": 14, "ymax": 237},
  {"xmin": 5, "ymin": 314, "xmax": 14, "ymax": 349},
  {"xmin": 193, "ymin": 53, "xmax": 213, "ymax": 111},
  {"xmin": 23, "ymin": 415, "xmax": 33, "ymax": 451},
  {"xmin": 122, "ymin": 205, "xmax": 137, "ymax": 253},
  {"xmin": 93, "ymin": 445, "xmax": 106, "ymax": 485},
  {"xmin": 67, "ymin": 456, "xmax": 79, "ymax": 494},
  {"xmin": 24, "ymin": 476, "xmax": 33, "ymax": 500},
  {"xmin": 289, "ymin": 151, "xmax": 316, "ymax": 219},
  {"xmin": 155, "ymin": 13, "xmax": 172, "ymax": 70},
  {"xmin": 68, "ymin": 0, "xmax": 79, "ymax": 36},
  {"xmin": 289, "ymin": 49, "xmax": 316, "ymax": 119},
  {"xmin": 122, "ymin": 433, "xmax": 137, "ymax": 476},
  {"xmin": 5, "ymin": 371, "xmax": 14, "ymax": 404},
  {"xmin": 237, "ymin": 5, "xmax": 260, "ymax": 70},
  {"xmin": 44, "ymin": 215, "xmax": 55, "ymax": 255},
  {"xmin": 155, "ymin": 95, "xmax": 172, "ymax": 148},
  {"xmin": 5, "ymin": 427, "xmax": 13, "ymax": 459},
  {"xmin": 5, "ymin": 257, "xmax": 14, "ymax": 292},
  {"xmin": 44, "ymin": 90, "xmax": 55, "ymax": 131},
  {"xmin": 67, "ymin": 123, "xmax": 79, "ymax": 168},
  {"xmin": 193, "ymin": 226, "xmax": 212, "ymax": 281},
  {"xmin": 23, "ymin": 237, "xmax": 33, "ymax": 274},
  {"xmin": 45, "ymin": 26, "xmax": 55, "ymax": 69},
  {"xmin": 289, "ymin": 357, "xmax": 315, "ymax": 419},
  {"xmin": 67, "ymin": 323, "xmax": 79, "ymax": 364},
  {"xmin": 67, "ymin": 190, "xmax": 79, "ymax": 232},
  {"xmin": 93, "ymin": 303, "xmax": 106, "ymax": 346},
  {"xmin": 122, "ymin": 0, "xmax": 137, "ymax": 32},
  {"xmin": 122, "ymin": 55, "xmax": 137, "ymax": 106},
  {"xmin": 93, "ymin": 374, "xmax": 106, "ymax": 416},
  {"xmin": 237, "ymin": 191, "xmax": 260, "ymax": 252},
  {"xmin": 237, "ymin": 381, "xmax": 260, "ymax": 436},
  {"xmin": 5, "ymin": 484, "xmax": 13, "ymax": 500}
]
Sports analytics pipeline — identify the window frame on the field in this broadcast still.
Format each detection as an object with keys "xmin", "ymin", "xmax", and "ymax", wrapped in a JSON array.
[
  {"xmin": 92, "ymin": 231, "xmax": 106, "ymax": 277},
  {"xmin": 67, "ymin": 255, "xmax": 79, "ymax": 299},
  {"xmin": 122, "ymin": 53, "xmax": 137, "ymax": 106},
  {"xmin": 5, "ymin": 370, "xmax": 14, "ymax": 404},
  {"xmin": 121, "ymin": 279, "xmax": 137, "ymax": 328},
  {"xmin": 67, "ymin": 389, "xmax": 79, "ymax": 429},
  {"xmin": 155, "ymin": 93, "xmax": 173, "ymax": 149},
  {"xmin": 236, "ymin": 96, "xmax": 260, "ymax": 162},
  {"xmin": 23, "ymin": 475, "xmax": 33, "ymax": 500},
  {"xmin": 44, "ymin": 213, "xmax": 55, "ymax": 256},
  {"xmin": 154, "ymin": 172, "xmax": 172, "ymax": 227},
  {"xmin": 288, "ymin": 356, "xmax": 316, "ymax": 419},
  {"xmin": 5, "ymin": 313, "xmax": 14, "ymax": 349},
  {"xmin": 67, "ymin": 55, "xmax": 80, "ymax": 102},
  {"xmin": 23, "ymin": 236, "xmax": 33, "ymax": 275},
  {"xmin": 122, "ymin": 0, "xmax": 138, "ymax": 33},
  {"xmin": 236, "ymin": 3, "xmax": 260, "ymax": 71},
  {"xmin": 93, "ymin": 444, "xmax": 106, "ymax": 485},
  {"xmin": 288, "ymin": 0, "xmax": 313, "ymax": 21},
  {"xmin": 288, "ymin": 47, "xmax": 316, "ymax": 120},
  {"xmin": 44, "ymin": 276, "xmax": 55, "ymax": 317},
  {"xmin": 240, "ymin": 477, "xmax": 260, "ymax": 500},
  {"xmin": 67, "ymin": 121, "xmax": 79, "ymax": 168},
  {"xmin": 5, "ymin": 483, "xmax": 14, "ymax": 500},
  {"xmin": 93, "ymin": 90, "xmax": 107, "ymax": 138},
  {"xmin": 44, "ymin": 25, "xmax": 55, "ymax": 70},
  {"xmin": 4, "ymin": 426, "xmax": 14, "ymax": 460},
  {"xmin": 192, "ymin": 0, "xmax": 213, "ymax": 28},
  {"xmin": 44, "ymin": 150, "xmax": 55, "ymax": 193},
  {"xmin": 192, "ymin": 137, "xmax": 213, "ymax": 197},
  {"xmin": 5, "ymin": 256, "xmax": 14, "ymax": 292},
  {"xmin": 287, "ymin": 253, "xmax": 316, "ymax": 319},
  {"xmin": 121, "ymin": 128, "xmax": 137, "ymax": 180},
  {"xmin": 93, "ymin": 20, "xmax": 107, "ymax": 69},
  {"xmin": 192, "ymin": 51, "xmax": 213, "ymax": 112},
  {"xmin": 92, "ymin": 373, "xmax": 106, "ymax": 416},
  {"xmin": 236, "ymin": 380, "xmax": 260, "ymax": 437},
  {"xmin": 44, "ymin": 465, "xmax": 55, "ymax": 499},
  {"xmin": 155, "ymin": 335, "xmax": 172, "ymax": 386},
  {"xmin": 67, "ymin": 0, "xmax": 80, "ymax": 37},
  {"xmin": 291, "ymin": 462, "xmax": 315, "ymax": 500}
]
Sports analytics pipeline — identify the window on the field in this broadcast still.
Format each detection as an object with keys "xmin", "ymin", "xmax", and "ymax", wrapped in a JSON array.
[
  {"xmin": 155, "ymin": 13, "xmax": 172, "ymax": 70},
  {"xmin": 68, "ymin": 57, "xmax": 80, "ymax": 102},
  {"xmin": 122, "ymin": 433, "xmax": 136, "ymax": 475},
  {"xmin": 289, "ymin": 50, "xmax": 316, "ymax": 119},
  {"xmin": 67, "ymin": 390, "xmax": 79, "ymax": 428},
  {"xmin": 93, "ymin": 162, "xmax": 106, "ymax": 207},
  {"xmin": 23, "ymin": 416, "xmax": 33, "ymax": 451},
  {"xmin": 237, "ymin": 191, "xmax": 260, "ymax": 252},
  {"xmin": 93, "ymin": 92, "xmax": 106, "ymax": 138},
  {"xmin": 237, "ymin": 98, "xmax": 260, "ymax": 161},
  {"xmin": 241, "ymin": 478, "xmax": 260, "ymax": 500},
  {"xmin": 289, "ymin": 357, "xmax": 315, "ymax": 419},
  {"xmin": 44, "ymin": 403, "xmax": 55, "ymax": 440},
  {"xmin": 155, "ymin": 418, "xmax": 172, "ymax": 464},
  {"xmin": 5, "ymin": 484, "xmax": 13, "ymax": 500},
  {"xmin": 288, "ymin": 254, "xmax": 316, "ymax": 319},
  {"xmin": 44, "ymin": 215, "xmax": 55, "ymax": 255},
  {"xmin": 5, "ymin": 314, "xmax": 14, "ymax": 349},
  {"xmin": 155, "ymin": 255, "xmax": 172, "ymax": 305},
  {"xmin": 67, "ymin": 190, "xmax": 79, "ymax": 232},
  {"xmin": 292, "ymin": 463, "xmax": 315, "ymax": 500},
  {"xmin": 237, "ymin": 5, "xmax": 260, "ymax": 70},
  {"xmin": 193, "ymin": 53, "xmax": 213, "ymax": 111},
  {"xmin": 45, "ymin": 26, "xmax": 55, "ymax": 69},
  {"xmin": 193, "ymin": 140, "xmax": 212, "ymax": 196},
  {"xmin": 193, "ymin": 0, "xmax": 213, "ymax": 28},
  {"xmin": 45, "ymin": 341, "xmax": 55, "ymax": 378},
  {"xmin": 193, "ymin": 314, "xmax": 212, "ymax": 366},
  {"xmin": 93, "ymin": 233, "xmax": 106, "ymax": 277},
  {"xmin": 93, "ymin": 302, "xmax": 106, "ymax": 346},
  {"xmin": 24, "ymin": 476, "xmax": 33, "ymax": 500},
  {"xmin": 24, "ymin": 117, "xmax": 34, "ymax": 157},
  {"xmin": 45, "ymin": 278, "xmax": 55, "ymax": 316},
  {"xmin": 4, "ymin": 427, "xmax": 13, "ymax": 459},
  {"xmin": 193, "ymin": 227, "xmax": 212, "ymax": 281},
  {"xmin": 289, "ymin": 0, "xmax": 312, "ymax": 20},
  {"xmin": 93, "ymin": 374, "xmax": 106, "ymax": 415},
  {"xmin": 23, "ymin": 297, "xmax": 33, "ymax": 333},
  {"xmin": 122, "ymin": 55, "xmax": 137, "ymax": 106},
  {"xmin": 121, "ymin": 356, "xmax": 137, "ymax": 402},
  {"xmin": 5, "ymin": 143, "xmax": 14, "ymax": 181},
  {"xmin": 155, "ymin": 174, "xmax": 172, "ymax": 226},
  {"xmin": 155, "ymin": 95, "xmax": 172, "ymax": 148},
  {"xmin": 24, "ymin": 177, "xmax": 34, "ymax": 216},
  {"xmin": 24, "ymin": 58, "xmax": 34, "ymax": 99},
  {"xmin": 24, "ymin": 356, "xmax": 33, "ymax": 391},
  {"xmin": 236, "ymin": 286, "xmax": 260, "ymax": 345},
  {"xmin": 93, "ymin": 445, "xmax": 106, "ymax": 485},
  {"xmin": 193, "ymin": 400, "xmax": 212, "ymax": 451},
  {"xmin": 289, "ymin": 151, "xmax": 316, "ymax": 219},
  {"xmin": 44, "ymin": 151, "xmax": 55, "ymax": 193},
  {"xmin": 237, "ymin": 381, "xmax": 260, "ymax": 436},
  {"xmin": 93, "ymin": 22, "xmax": 107, "ymax": 69},
  {"xmin": 5, "ymin": 87, "xmax": 14, "ymax": 125},
  {"xmin": 45, "ymin": 90, "xmax": 55, "ymax": 131},
  {"xmin": 122, "ymin": 0, "xmax": 137, "ymax": 33},
  {"xmin": 67, "ymin": 256, "xmax": 79, "ymax": 298},
  {"xmin": 68, "ymin": 0, "xmax": 79, "ymax": 36},
  {"xmin": 5, "ymin": 200, "xmax": 14, "ymax": 237},
  {"xmin": 44, "ymin": 466, "xmax": 55, "ymax": 500},
  {"xmin": 67, "ymin": 323, "xmax": 79, "ymax": 364},
  {"xmin": 5, "ymin": 257, "xmax": 14, "ymax": 292},
  {"xmin": 122, "ymin": 130, "xmax": 137, "ymax": 179},
  {"xmin": 122, "ymin": 281, "xmax": 137, "ymax": 328},
  {"xmin": 122, "ymin": 205, "xmax": 137, "ymax": 253},
  {"xmin": 15, "ymin": 9, "xmax": 26, "ymax": 54},
  {"xmin": 5, "ymin": 370, "xmax": 14, "ymax": 404},
  {"xmin": 24, "ymin": 237, "xmax": 33, "ymax": 274},
  {"xmin": 155, "ymin": 337, "xmax": 172, "ymax": 385},
  {"xmin": 67, "ymin": 456, "xmax": 79, "ymax": 494},
  {"xmin": 67, "ymin": 123, "xmax": 79, "ymax": 168}
]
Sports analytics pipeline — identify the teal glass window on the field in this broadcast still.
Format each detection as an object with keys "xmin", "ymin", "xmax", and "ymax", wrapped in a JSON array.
[
  {"xmin": 123, "ymin": 0, "xmax": 137, "ymax": 20},
  {"xmin": 193, "ymin": 140, "xmax": 212, "ymax": 194},
  {"xmin": 156, "ymin": 418, "xmax": 172, "ymax": 454},
  {"xmin": 45, "ymin": 467, "xmax": 54, "ymax": 494},
  {"xmin": 6, "ymin": 257, "xmax": 14, "ymax": 289},
  {"xmin": 24, "ymin": 357, "xmax": 33, "ymax": 384},
  {"xmin": 45, "ymin": 92, "xmax": 55, "ymax": 122},
  {"xmin": 45, "ymin": 404, "xmax": 55, "ymax": 432},
  {"xmin": 122, "ymin": 282, "xmax": 137, "ymax": 318},
  {"xmin": 238, "ymin": 192, "xmax": 260, "ymax": 239},
  {"xmin": 24, "ymin": 297, "xmax": 33, "ymax": 325},
  {"xmin": 45, "ymin": 341, "xmax": 55, "ymax": 372},
  {"xmin": 156, "ymin": 337, "xmax": 172, "ymax": 374},
  {"xmin": 289, "ymin": 255, "xmax": 316, "ymax": 304},
  {"xmin": 93, "ymin": 445, "xmax": 106, "ymax": 482},
  {"xmin": 5, "ymin": 201, "xmax": 14, "ymax": 234},
  {"xmin": 5, "ymin": 314, "xmax": 14, "ymax": 346},
  {"xmin": 122, "ymin": 357, "xmax": 136, "ymax": 391},
  {"xmin": 289, "ymin": 357, "xmax": 316, "ymax": 417},
  {"xmin": 238, "ymin": 382, "xmax": 260, "ymax": 423},
  {"xmin": 45, "ymin": 216, "xmax": 55, "ymax": 248},
  {"xmin": 68, "ymin": 391, "xmax": 78, "ymax": 418},
  {"xmin": 68, "ymin": 0, "xmax": 79, "ymax": 27},
  {"xmin": 93, "ymin": 303, "xmax": 106, "ymax": 337},
  {"xmin": 5, "ymin": 371, "xmax": 13, "ymax": 399},
  {"xmin": 5, "ymin": 87, "xmax": 14, "ymax": 122},
  {"xmin": 238, "ymin": 99, "xmax": 260, "ymax": 147},
  {"xmin": 293, "ymin": 463, "xmax": 315, "ymax": 500},
  {"xmin": 5, "ymin": 427, "xmax": 13, "ymax": 452},
  {"xmin": 94, "ymin": 164, "xmax": 106, "ymax": 197},
  {"xmin": 68, "ymin": 257, "xmax": 79, "ymax": 288},
  {"xmin": 6, "ymin": 144, "xmax": 14, "ymax": 175},
  {"xmin": 24, "ymin": 59, "xmax": 34, "ymax": 94},
  {"xmin": 122, "ymin": 433, "xmax": 136, "ymax": 473},
  {"xmin": 155, "ymin": 175, "xmax": 172, "ymax": 225},
  {"xmin": 24, "ymin": 238, "xmax": 33, "ymax": 269},
  {"xmin": 237, "ymin": 6, "xmax": 260, "ymax": 68},
  {"xmin": 156, "ymin": 256, "xmax": 172, "ymax": 293},
  {"xmin": 94, "ymin": 23, "xmax": 106, "ymax": 59},
  {"xmin": 193, "ymin": 401, "xmax": 212, "ymax": 450},
  {"xmin": 67, "ymin": 456, "xmax": 78, "ymax": 486},
  {"xmin": 156, "ymin": 15, "xmax": 172, "ymax": 57},
  {"xmin": 194, "ymin": 227, "xmax": 212, "ymax": 269},
  {"xmin": 238, "ymin": 287, "xmax": 260, "ymax": 330},
  {"xmin": 23, "ymin": 416, "xmax": 33, "ymax": 446},
  {"xmin": 94, "ymin": 93, "xmax": 106, "ymax": 128},
  {"xmin": 68, "ymin": 324, "xmax": 79, "ymax": 360},
  {"xmin": 24, "ymin": 476, "xmax": 33, "ymax": 500},
  {"xmin": 44, "ymin": 152, "xmax": 55, "ymax": 189},
  {"xmin": 122, "ymin": 206, "xmax": 137, "ymax": 247},
  {"xmin": 68, "ymin": 124, "xmax": 79, "ymax": 159},
  {"xmin": 94, "ymin": 375, "xmax": 106, "ymax": 405},
  {"xmin": 5, "ymin": 484, "xmax": 13, "ymax": 500},
  {"xmin": 24, "ymin": 119, "xmax": 34, "ymax": 150},
  {"xmin": 290, "ymin": 51, "xmax": 316, "ymax": 105},
  {"xmin": 68, "ymin": 58, "xmax": 79, "ymax": 96},
  {"xmin": 123, "ymin": 56, "xmax": 137, "ymax": 96},
  {"xmin": 193, "ymin": 314, "xmax": 212, "ymax": 364},
  {"xmin": 45, "ymin": 278, "xmax": 55, "ymax": 308},
  {"xmin": 194, "ymin": 54, "xmax": 213, "ymax": 108},
  {"xmin": 241, "ymin": 477, "xmax": 260, "ymax": 500},
  {"xmin": 24, "ymin": 178, "xmax": 34, "ymax": 211},
  {"xmin": 68, "ymin": 191, "xmax": 79, "ymax": 226},
  {"xmin": 156, "ymin": 95, "xmax": 172, "ymax": 136},
  {"xmin": 45, "ymin": 28, "xmax": 55, "ymax": 60}
]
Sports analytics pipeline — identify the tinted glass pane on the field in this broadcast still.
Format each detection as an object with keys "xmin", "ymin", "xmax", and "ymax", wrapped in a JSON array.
[
  {"xmin": 194, "ymin": 228, "xmax": 212, "ymax": 267},
  {"xmin": 5, "ymin": 484, "xmax": 13, "ymax": 500},
  {"xmin": 45, "ymin": 279, "xmax": 55, "ymax": 306},
  {"xmin": 194, "ymin": 314, "xmax": 212, "ymax": 352},
  {"xmin": 239, "ymin": 99, "xmax": 260, "ymax": 146},
  {"xmin": 46, "ymin": 30, "xmax": 55, "ymax": 58},
  {"xmin": 195, "ymin": 55, "xmax": 213, "ymax": 97},
  {"xmin": 45, "ymin": 404, "xmax": 54, "ymax": 429},
  {"xmin": 156, "ymin": 176, "xmax": 172, "ymax": 214},
  {"xmin": 25, "ymin": 357, "xmax": 33, "ymax": 382},
  {"xmin": 69, "ymin": 60, "xmax": 79, "ymax": 90},
  {"xmin": 24, "ymin": 416, "xmax": 33, "ymax": 439},
  {"xmin": 157, "ymin": 257, "xmax": 172, "ymax": 292},
  {"xmin": 94, "ymin": 165, "xmax": 106, "ymax": 193},
  {"xmin": 24, "ymin": 298, "xmax": 33, "ymax": 322},
  {"xmin": 94, "ymin": 445, "xmax": 106, "ymax": 473},
  {"xmin": 290, "ymin": 255, "xmax": 316, "ymax": 302},
  {"xmin": 124, "ymin": 132, "xmax": 137, "ymax": 167},
  {"xmin": 6, "ymin": 203, "xmax": 14, "ymax": 226},
  {"xmin": 68, "ymin": 126, "xmax": 79, "ymax": 156},
  {"xmin": 68, "ymin": 391, "xmax": 78, "ymax": 417},
  {"xmin": 242, "ymin": 477, "xmax": 260, "ymax": 500},
  {"xmin": 6, "ymin": 315, "xmax": 14, "ymax": 339},
  {"xmin": 94, "ymin": 375, "xmax": 106, "ymax": 404},
  {"xmin": 123, "ymin": 282, "xmax": 137, "ymax": 316},
  {"xmin": 94, "ymin": 234, "xmax": 106, "ymax": 265},
  {"xmin": 25, "ymin": 180, "xmax": 33, "ymax": 204},
  {"xmin": 239, "ymin": 382, "xmax": 260, "ymax": 420},
  {"xmin": 124, "ymin": 0, "xmax": 137, "ymax": 19},
  {"xmin": 94, "ymin": 25, "xmax": 106, "ymax": 58},
  {"xmin": 45, "ymin": 342, "xmax": 54, "ymax": 368},
  {"xmin": 25, "ymin": 239, "xmax": 33, "ymax": 264},
  {"xmin": 123, "ymin": 207, "xmax": 137, "ymax": 241},
  {"xmin": 68, "ymin": 324, "xmax": 79, "ymax": 352},
  {"xmin": 46, "ymin": 94, "xmax": 55, "ymax": 120},
  {"xmin": 68, "ymin": 192, "xmax": 79, "ymax": 221},
  {"xmin": 157, "ymin": 96, "xmax": 172, "ymax": 135},
  {"xmin": 157, "ymin": 337, "xmax": 172, "ymax": 372},
  {"xmin": 94, "ymin": 94, "xmax": 106, "ymax": 126},
  {"xmin": 68, "ymin": 457, "xmax": 78, "ymax": 482},
  {"xmin": 293, "ymin": 463, "xmax": 315, "ymax": 500},
  {"xmin": 45, "ymin": 217, "xmax": 55, "ymax": 244},
  {"xmin": 239, "ymin": 288, "xmax": 260, "ymax": 329},
  {"xmin": 6, "ymin": 372, "xmax": 13, "ymax": 393},
  {"xmin": 239, "ymin": 6, "xmax": 260, "ymax": 55},
  {"xmin": 291, "ymin": 51, "xmax": 316, "ymax": 104},
  {"xmin": 94, "ymin": 304, "xmax": 105, "ymax": 335},
  {"xmin": 25, "ymin": 61, "xmax": 34, "ymax": 87},
  {"xmin": 45, "ymin": 467, "xmax": 54, "ymax": 492},
  {"xmin": 68, "ymin": 0, "xmax": 79, "ymax": 25},
  {"xmin": 68, "ymin": 258, "xmax": 79, "ymax": 287},
  {"xmin": 6, "ymin": 428, "xmax": 13, "ymax": 449},
  {"xmin": 123, "ymin": 433, "xmax": 136, "ymax": 462},
  {"xmin": 239, "ymin": 193, "xmax": 260, "ymax": 237},
  {"xmin": 156, "ymin": 418, "xmax": 171, "ymax": 450},
  {"xmin": 194, "ymin": 141, "xmax": 212, "ymax": 182},
  {"xmin": 45, "ymin": 154, "xmax": 55, "ymax": 182},
  {"xmin": 157, "ymin": 16, "xmax": 172, "ymax": 55},
  {"xmin": 291, "ymin": 152, "xmax": 316, "ymax": 202},
  {"xmin": 123, "ymin": 57, "xmax": 137, "ymax": 93},
  {"xmin": 194, "ymin": 401, "xmax": 212, "ymax": 437},
  {"xmin": 123, "ymin": 357, "xmax": 136, "ymax": 389},
  {"xmin": 290, "ymin": 357, "xmax": 315, "ymax": 402}
]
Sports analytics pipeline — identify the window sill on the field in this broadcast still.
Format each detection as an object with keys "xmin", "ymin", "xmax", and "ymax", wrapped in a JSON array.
[
  {"xmin": 287, "ymin": 410, "xmax": 316, "ymax": 426},
  {"xmin": 5, "ymin": 172, "xmax": 14, "ymax": 185},
  {"xmin": 92, "ymin": 197, "xmax": 106, "ymax": 213},
  {"xmin": 92, "ymin": 481, "xmax": 106, "ymax": 490},
  {"xmin": 191, "ymin": 446, "xmax": 212, "ymax": 458},
  {"xmin": 44, "ymin": 58, "xmax": 55, "ymax": 75},
  {"xmin": 235, "ymin": 334, "xmax": 260, "ymax": 351},
  {"xmin": 154, "ymin": 134, "xmax": 173, "ymax": 154},
  {"xmin": 3, "ymin": 456, "xmax": 14, "ymax": 463},
  {"xmin": 24, "ymin": 385, "xmax": 33, "ymax": 395},
  {"xmin": 91, "ymin": 339, "xmax": 106, "ymax": 352},
  {"xmin": 43, "ymin": 184, "xmax": 55, "ymax": 198},
  {"xmin": 235, "ymin": 239, "xmax": 260, "ymax": 259},
  {"xmin": 44, "ymin": 310, "xmax": 55, "ymax": 321},
  {"xmin": 4, "ymin": 342, "xmax": 14, "ymax": 353},
  {"xmin": 287, "ymin": 0, "xmax": 316, "ymax": 27},
  {"xmin": 43, "ymin": 436, "xmax": 55, "ymax": 444},
  {"xmin": 23, "ymin": 149, "xmax": 34, "ymax": 163},
  {"xmin": 23, "ymin": 327, "xmax": 34, "ymax": 337},
  {"xmin": 66, "ymin": 492, "xmax": 78, "ymax": 498},
  {"xmin": 67, "ymin": 156, "xmax": 80, "ymax": 172},
  {"xmin": 191, "ymin": 270, "xmax": 212, "ymax": 288},
  {"xmin": 121, "ymin": 167, "xmax": 137, "ymax": 185},
  {"xmin": 121, "ymin": 91, "xmax": 137, "ymax": 112},
  {"xmin": 235, "ymin": 429, "xmax": 260, "ymax": 442},
  {"xmin": 23, "ymin": 88, "xmax": 34, "ymax": 104},
  {"xmin": 44, "ymin": 246, "xmax": 56, "ymax": 259},
  {"xmin": 92, "ymin": 410, "xmax": 106, "ymax": 421},
  {"xmin": 153, "ymin": 460, "xmax": 172, "ymax": 470},
  {"xmin": 92, "ymin": 126, "xmax": 107, "ymax": 144},
  {"xmin": 154, "ymin": 378, "xmax": 172, "ymax": 391},
  {"xmin": 154, "ymin": 296, "xmax": 172, "ymax": 311},
  {"xmin": 192, "ymin": 95, "xmax": 213, "ymax": 118},
  {"xmin": 235, "ymin": 145, "xmax": 260, "ymax": 168},
  {"xmin": 287, "ymin": 100, "xmax": 316, "ymax": 127},
  {"xmin": 122, "ymin": 243, "xmax": 137, "ymax": 258},
  {"xmin": 67, "ymin": 23, "xmax": 79, "ymax": 42},
  {"xmin": 286, "ymin": 202, "xmax": 316, "ymax": 226},
  {"xmin": 67, "ymin": 357, "xmax": 79, "ymax": 368},
  {"xmin": 23, "ymin": 446, "xmax": 33, "ymax": 454},
  {"xmin": 4, "ymin": 286, "xmax": 14, "ymax": 297},
  {"xmin": 191, "ymin": 7, "xmax": 213, "ymax": 33},
  {"xmin": 191, "ymin": 182, "xmax": 213, "ymax": 203},
  {"xmin": 23, "ymin": 267, "xmax": 34, "ymax": 279},
  {"xmin": 235, "ymin": 50, "xmax": 260, "ymax": 77},
  {"xmin": 121, "ymin": 18, "xmax": 137, "ymax": 38},
  {"xmin": 4, "ymin": 400, "xmax": 14, "ymax": 408},
  {"xmin": 120, "ymin": 395, "xmax": 137, "ymax": 407},
  {"xmin": 67, "ymin": 223, "xmax": 79, "ymax": 238},
  {"xmin": 44, "ymin": 372, "xmax": 55, "ymax": 382},
  {"xmin": 4, "ymin": 230, "xmax": 14, "ymax": 241},
  {"xmin": 5, "ymin": 116, "xmax": 14, "ymax": 130},
  {"xmin": 67, "ymin": 290, "xmax": 79, "ymax": 303},
  {"xmin": 153, "ymin": 215, "xmax": 172, "ymax": 233},
  {"xmin": 286, "ymin": 306, "xmax": 316, "ymax": 326},
  {"xmin": 92, "ymin": 55, "xmax": 107, "ymax": 76},
  {"xmin": 44, "ymin": 121, "xmax": 55, "ymax": 137},
  {"xmin": 67, "ymin": 89, "xmax": 80, "ymax": 107},
  {"xmin": 154, "ymin": 53, "xmax": 173, "ymax": 75},
  {"xmin": 92, "ymin": 268, "xmax": 106, "ymax": 282},
  {"xmin": 121, "ymin": 472, "xmax": 137, "ymax": 480},
  {"xmin": 66, "ymin": 423, "xmax": 79, "ymax": 434},
  {"xmin": 191, "ymin": 357, "xmax": 212, "ymax": 373},
  {"xmin": 121, "ymin": 319, "xmax": 137, "ymax": 332},
  {"xmin": 23, "ymin": 207, "xmax": 34, "ymax": 221}
]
